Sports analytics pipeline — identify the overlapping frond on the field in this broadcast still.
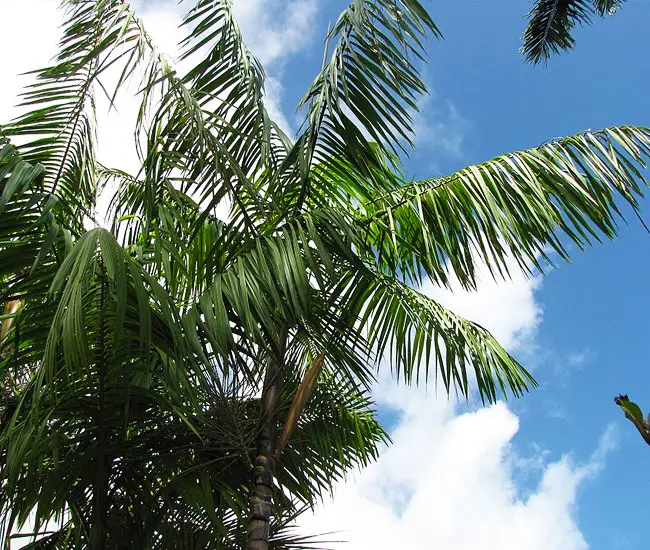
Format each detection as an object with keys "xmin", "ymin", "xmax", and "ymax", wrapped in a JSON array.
[
  {"xmin": 0, "ymin": 140, "xmax": 55, "ymax": 301},
  {"xmin": 277, "ymin": 371, "xmax": 388, "ymax": 504},
  {"xmin": 180, "ymin": 0, "xmax": 280, "ymax": 177},
  {"xmin": 120, "ymin": 0, "xmax": 292, "ymax": 246},
  {"xmin": 274, "ymin": 0, "xmax": 440, "ymax": 211},
  {"xmin": 0, "ymin": 228, "xmax": 209, "ymax": 548}
]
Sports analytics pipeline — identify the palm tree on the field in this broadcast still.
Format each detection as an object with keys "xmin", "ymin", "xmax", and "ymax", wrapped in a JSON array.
[
  {"xmin": 2, "ymin": 1, "xmax": 650, "ymax": 549},
  {"xmin": 522, "ymin": 0, "xmax": 626, "ymax": 63}
]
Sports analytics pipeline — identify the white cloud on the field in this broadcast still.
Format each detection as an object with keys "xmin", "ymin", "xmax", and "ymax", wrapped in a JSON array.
[
  {"xmin": 232, "ymin": 0, "xmax": 319, "ymax": 135},
  {"xmin": 263, "ymin": 76, "xmax": 293, "ymax": 136},
  {"xmin": 233, "ymin": 0, "xmax": 318, "ymax": 68},
  {"xmin": 300, "ymin": 262, "xmax": 612, "ymax": 550},
  {"xmin": 566, "ymin": 349, "xmax": 593, "ymax": 368},
  {"xmin": 301, "ymin": 398, "xmax": 616, "ymax": 550},
  {"xmin": 413, "ymin": 90, "xmax": 471, "ymax": 164}
]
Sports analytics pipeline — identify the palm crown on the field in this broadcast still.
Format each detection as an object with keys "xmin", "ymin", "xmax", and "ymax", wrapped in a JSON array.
[{"xmin": 1, "ymin": 1, "xmax": 649, "ymax": 549}]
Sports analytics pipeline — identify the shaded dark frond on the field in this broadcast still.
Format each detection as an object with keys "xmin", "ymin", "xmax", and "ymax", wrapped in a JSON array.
[
  {"xmin": 277, "ymin": 371, "xmax": 388, "ymax": 505},
  {"xmin": 521, "ymin": 0, "xmax": 625, "ymax": 64},
  {"xmin": 593, "ymin": 0, "xmax": 626, "ymax": 16},
  {"xmin": 180, "ymin": 0, "xmax": 276, "ymax": 173},
  {"xmin": 0, "ymin": 141, "xmax": 54, "ymax": 301},
  {"xmin": 522, "ymin": 0, "xmax": 592, "ymax": 64}
]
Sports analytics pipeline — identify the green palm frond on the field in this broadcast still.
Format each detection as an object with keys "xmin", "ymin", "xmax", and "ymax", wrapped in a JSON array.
[
  {"xmin": 274, "ymin": 0, "xmax": 440, "ymax": 211},
  {"xmin": 278, "ymin": 373, "xmax": 388, "ymax": 504},
  {"xmin": 337, "ymin": 272, "xmax": 536, "ymax": 401},
  {"xmin": 0, "ymin": 140, "xmax": 56, "ymax": 301},
  {"xmin": 522, "ymin": 0, "xmax": 626, "ymax": 64},
  {"xmin": 360, "ymin": 126, "xmax": 650, "ymax": 289},
  {"xmin": 180, "ymin": 0, "xmax": 279, "ymax": 175}
]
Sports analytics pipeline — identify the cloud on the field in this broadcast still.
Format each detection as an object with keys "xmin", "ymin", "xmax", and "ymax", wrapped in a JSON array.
[
  {"xmin": 232, "ymin": 0, "xmax": 318, "ymax": 69},
  {"xmin": 299, "ymin": 260, "xmax": 611, "ymax": 550},
  {"xmin": 263, "ymin": 76, "xmax": 293, "ymax": 136},
  {"xmin": 412, "ymin": 89, "xmax": 471, "ymax": 164},
  {"xmin": 301, "ymin": 396, "xmax": 616, "ymax": 550},
  {"xmin": 566, "ymin": 349, "xmax": 593, "ymax": 368}
]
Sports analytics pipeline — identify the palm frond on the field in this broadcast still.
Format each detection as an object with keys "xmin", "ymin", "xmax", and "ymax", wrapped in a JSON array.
[
  {"xmin": 360, "ymin": 126, "xmax": 650, "ymax": 289},
  {"xmin": 357, "ymin": 274, "xmax": 535, "ymax": 401},
  {"xmin": 593, "ymin": 0, "xmax": 626, "ymax": 16},
  {"xmin": 274, "ymin": 0, "xmax": 440, "ymax": 212},
  {"xmin": 521, "ymin": 0, "xmax": 625, "ymax": 64},
  {"xmin": 277, "ymin": 372, "xmax": 388, "ymax": 505},
  {"xmin": 0, "ymin": 140, "xmax": 55, "ymax": 302},
  {"xmin": 180, "ymin": 0, "xmax": 278, "ymax": 174}
]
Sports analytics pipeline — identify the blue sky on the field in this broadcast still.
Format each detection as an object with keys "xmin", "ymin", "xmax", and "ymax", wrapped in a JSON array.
[{"xmin": 3, "ymin": 1, "xmax": 650, "ymax": 548}]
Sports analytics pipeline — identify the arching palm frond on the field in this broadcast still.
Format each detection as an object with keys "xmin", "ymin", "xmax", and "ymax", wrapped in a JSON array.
[
  {"xmin": 359, "ymin": 126, "xmax": 650, "ymax": 289},
  {"xmin": 179, "ymin": 0, "xmax": 277, "ymax": 177}
]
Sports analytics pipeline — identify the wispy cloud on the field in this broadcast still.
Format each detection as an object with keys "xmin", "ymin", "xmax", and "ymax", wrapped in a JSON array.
[
  {"xmin": 233, "ymin": 0, "xmax": 319, "ymax": 135},
  {"xmin": 409, "ymin": 83, "xmax": 471, "ymax": 174},
  {"xmin": 414, "ymin": 95, "xmax": 470, "ymax": 158},
  {"xmin": 566, "ymin": 349, "xmax": 593, "ymax": 368},
  {"xmin": 233, "ymin": 0, "xmax": 318, "ymax": 69}
]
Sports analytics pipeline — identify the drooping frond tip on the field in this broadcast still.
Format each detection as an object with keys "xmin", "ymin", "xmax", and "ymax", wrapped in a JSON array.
[{"xmin": 522, "ymin": 0, "xmax": 626, "ymax": 64}]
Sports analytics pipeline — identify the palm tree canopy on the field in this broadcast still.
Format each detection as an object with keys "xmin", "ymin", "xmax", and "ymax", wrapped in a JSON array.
[{"xmin": 1, "ymin": 0, "xmax": 649, "ymax": 547}]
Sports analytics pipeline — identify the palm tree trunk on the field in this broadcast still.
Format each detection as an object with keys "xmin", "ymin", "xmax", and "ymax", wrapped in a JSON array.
[
  {"xmin": 246, "ymin": 329, "xmax": 286, "ymax": 550},
  {"xmin": 91, "ymin": 273, "xmax": 108, "ymax": 550}
]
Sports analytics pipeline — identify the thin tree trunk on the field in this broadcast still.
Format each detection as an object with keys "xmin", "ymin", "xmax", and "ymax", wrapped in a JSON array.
[
  {"xmin": 246, "ymin": 329, "xmax": 287, "ymax": 550},
  {"xmin": 91, "ymin": 273, "xmax": 108, "ymax": 550}
]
